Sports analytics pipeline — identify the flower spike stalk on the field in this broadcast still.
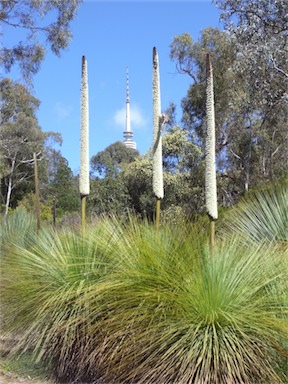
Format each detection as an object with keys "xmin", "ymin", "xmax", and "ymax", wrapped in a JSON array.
[
  {"xmin": 205, "ymin": 53, "xmax": 218, "ymax": 254},
  {"xmin": 152, "ymin": 47, "xmax": 164, "ymax": 230},
  {"xmin": 80, "ymin": 55, "xmax": 89, "ymax": 231}
]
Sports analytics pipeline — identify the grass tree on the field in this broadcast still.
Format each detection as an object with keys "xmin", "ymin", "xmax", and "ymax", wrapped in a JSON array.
[
  {"xmin": 76, "ymin": 220, "xmax": 288, "ymax": 383},
  {"xmin": 0, "ymin": 215, "xmax": 287, "ymax": 382},
  {"xmin": 152, "ymin": 47, "xmax": 164, "ymax": 230},
  {"xmin": 205, "ymin": 53, "xmax": 218, "ymax": 253},
  {"xmin": 80, "ymin": 55, "xmax": 90, "ymax": 231},
  {"xmin": 222, "ymin": 179, "xmax": 288, "ymax": 244},
  {"xmin": 0, "ymin": 219, "xmax": 122, "ymax": 382},
  {"xmin": 0, "ymin": 208, "xmax": 36, "ymax": 251}
]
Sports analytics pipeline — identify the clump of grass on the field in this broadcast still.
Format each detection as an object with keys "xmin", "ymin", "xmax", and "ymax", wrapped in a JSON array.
[
  {"xmin": 221, "ymin": 180, "xmax": 288, "ymax": 244},
  {"xmin": 0, "ymin": 218, "xmax": 122, "ymax": 382},
  {"xmin": 1, "ymin": 216, "xmax": 287, "ymax": 383},
  {"xmin": 91, "ymin": 226, "xmax": 287, "ymax": 383},
  {"xmin": 0, "ymin": 208, "xmax": 37, "ymax": 252}
]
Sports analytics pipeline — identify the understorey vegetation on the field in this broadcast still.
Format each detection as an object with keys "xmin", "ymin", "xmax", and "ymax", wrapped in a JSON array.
[{"xmin": 1, "ymin": 181, "xmax": 287, "ymax": 383}]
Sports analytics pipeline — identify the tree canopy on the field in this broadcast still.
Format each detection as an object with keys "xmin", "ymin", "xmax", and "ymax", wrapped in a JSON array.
[
  {"xmin": 90, "ymin": 141, "xmax": 139, "ymax": 178},
  {"xmin": 170, "ymin": 25, "xmax": 287, "ymax": 203},
  {"xmin": 1, "ymin": 0, "xmax": 286, "ymax": 223},
  {"xmin": 0, "ymin": 78, "xmax": 45, "ymax": 214},
  {"xmin": 0, "ymin": 78, "xmax": 77, "ymax": 220},
  {"xmin": 214, "ymin": 0, "xmax": 287, "ymax": 110},
  {"xmin": 0, "ymin": 0, "xmax": 83, "ymax": 82}
]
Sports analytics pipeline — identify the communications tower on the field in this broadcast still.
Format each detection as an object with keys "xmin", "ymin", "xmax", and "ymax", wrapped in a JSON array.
[{"xmin": 123, "ymin": 67, "xmax": 136, "ymax": 150}]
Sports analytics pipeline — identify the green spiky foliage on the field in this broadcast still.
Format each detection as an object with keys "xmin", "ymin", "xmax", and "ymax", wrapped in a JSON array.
[
  {"xmin": 0, "ymin": 218, "xmax": 122, "ymax": 382},
  {"xmin": 89, "ymin": 226, "xmax": 287, "ymax": 384},
  {"xmin": 222, "ymin": 180, "xmax": 288, "ymax": 244},
  {"xmin": 0, "ymin": 208, "xmax": 37, "ymax": 252},
  {"xmin": 1, "ymin": 216, "xmax": 287, "ymax": 383}
]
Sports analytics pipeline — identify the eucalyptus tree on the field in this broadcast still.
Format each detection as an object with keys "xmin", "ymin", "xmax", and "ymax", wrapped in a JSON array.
[
  {"xmin": 122, "ymin": 130, "xmax": 204, "ymax": 221},
  {"xmin": 89, "ymin": 142, "xmax": 139, "ymax": 217},
  {"xmin": 0, "ymin": 78, "xmax": 62, "ymax": 217},
  {"xmin": 170, "ymin": 26, "xmax": 287, "ymax": 203},
  {"xmin": 0, "ymin": 79, "xmax": 44, "ymax": 216},
  {"xmin": 214, "ymin": 0, "xmax": 288, "ymax": 187},
  {"xmin": 43, "ymin": 149, "xmax": 80, "ymax": 215},
  {"xmin": 0, "ymin": 0, "xmax": 83, "ymax": 83},
  {"xmin": 214, "ymin": 0, "xmax": 288, "ymax": 109},
  {"xmin": 90, "ymin": 141, "xmax": 139, "ymax": 178},
  {"xmin": 89, "ymin": 137, "xmax": 199, "ymax": 220},
  {"xmin": 162, "ymin": 125, "xmax": 205, "ymax": 217},
  {"xmin": 122, "ymin": 157, "xmax": 154, "ymax": 219},
  {"xmin": 170, "ymin": 28, "xmax": 244, "ymax": 202}
]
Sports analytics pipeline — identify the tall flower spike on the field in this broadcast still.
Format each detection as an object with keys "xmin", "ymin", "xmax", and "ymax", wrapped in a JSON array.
[
  {"xmin": 205, "ymin": 53, "xmax": 218, "ymax": 220},
  {"xmin": 152, "ymin": 47, "xmax": 164, "ymax": 200},
  {"xmin": 80, "ymin": 55, "xmax": 89, "ymax": 197}
]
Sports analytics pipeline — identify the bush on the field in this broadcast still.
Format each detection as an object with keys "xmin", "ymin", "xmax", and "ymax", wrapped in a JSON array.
[
  {"xmin": 221, "ymin": 180, "xmax": 288, "ymax": 244},
  {"xmin": 1, "ymin": 215, "xmax": 287, "ymax": 383}
]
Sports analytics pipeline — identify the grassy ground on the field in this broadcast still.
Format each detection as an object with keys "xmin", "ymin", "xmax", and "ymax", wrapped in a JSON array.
[{"xmin": 0, "ymin": 352, "xmax": 53, "ymax": 384}]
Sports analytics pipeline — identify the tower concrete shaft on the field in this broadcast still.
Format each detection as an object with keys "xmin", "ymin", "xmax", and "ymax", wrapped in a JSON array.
[{"xmin": 123, "ymin": 67, "xmax": 136, "ymax": 150}]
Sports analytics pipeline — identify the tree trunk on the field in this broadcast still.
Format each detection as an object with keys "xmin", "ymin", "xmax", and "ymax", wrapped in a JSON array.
[
  {"xmin": 34, "ymin": 152, "xmax": 41, "ymax": 235},
  {"xmin": 4, "ymin": 160, "xmax": 15, "ymax": 218},
  {"xmin": 244, "ymin": 133, "xmax": 252, "ymax": 193},
  {"xmin": 5, "ymin": 176, "xmax": 12, "ymax": 218}
]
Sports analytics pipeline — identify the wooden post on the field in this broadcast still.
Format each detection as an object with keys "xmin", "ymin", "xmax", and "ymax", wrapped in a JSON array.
[{"xmin": 52, "ymin": 196, "xmax": 56, "ymax": 229}]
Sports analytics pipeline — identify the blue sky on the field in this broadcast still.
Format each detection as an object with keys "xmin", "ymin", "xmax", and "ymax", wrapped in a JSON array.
[{"xmin": 3, "ymin": 0, "xmax": 223, "ymax": 174}]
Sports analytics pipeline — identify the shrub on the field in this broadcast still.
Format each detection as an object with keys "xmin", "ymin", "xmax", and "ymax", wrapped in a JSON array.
[
  {"xmin": 221, "ymin": 180, "xmax": 288, "ymax": 244},
  {"xmin": 1, "ymin": 216, "xmax": 287, "ymax": 383},
  {"xmin": 90, "ymin": 227, "xmax": 287, "ymax": 383}
]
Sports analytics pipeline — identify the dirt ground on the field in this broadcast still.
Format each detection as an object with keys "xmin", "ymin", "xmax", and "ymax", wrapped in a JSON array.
[
  {"xmin": 0, "ymin": 358, "xmax": 53, "ymax": 384},
  {"xmin": 0, "ymin": 334, "xmax": 53, "ymax": 384},
  {"xmin": 0, "ymin": 371, "xmax": 52, "ymax": 384}
]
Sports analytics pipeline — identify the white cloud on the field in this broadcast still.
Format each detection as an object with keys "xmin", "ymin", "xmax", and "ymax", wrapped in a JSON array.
[
  {"xmin": 114, "ymin": 108, "xmax": 126, "ymax": 126},
  {"xmin": 54, "ymin": 102, "xmax": 73, "ymax": 121},
  {"xmin": 113, "ymin": 105, "xmax": 147, "ymax": 129}
]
